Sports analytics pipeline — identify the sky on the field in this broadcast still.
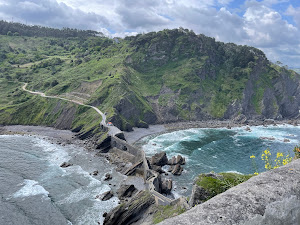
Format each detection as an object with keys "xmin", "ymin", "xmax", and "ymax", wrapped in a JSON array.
[{"xmin": 0, "ymin": 0, "xmax": 299, "ymax": 68}]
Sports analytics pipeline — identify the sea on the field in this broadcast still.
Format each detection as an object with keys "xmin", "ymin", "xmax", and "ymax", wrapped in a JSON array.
[
  {"xmin": 0, "ymin": 135, "xmax": 125, "ymax": 225},
  {"xmin": 137, "ymin": 124, "xmax": 299, "ymax": 197}
]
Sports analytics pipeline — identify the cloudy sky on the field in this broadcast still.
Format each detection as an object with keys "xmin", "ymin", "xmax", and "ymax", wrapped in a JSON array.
[{"xmin": 0, "ymin": 0, "xmax": 299, "ymax": 68}]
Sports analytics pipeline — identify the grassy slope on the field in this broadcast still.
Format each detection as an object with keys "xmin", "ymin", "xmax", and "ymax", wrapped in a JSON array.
[{"xmin": 0, "ymin": 29, "xmax": 299, "ymax": 134}]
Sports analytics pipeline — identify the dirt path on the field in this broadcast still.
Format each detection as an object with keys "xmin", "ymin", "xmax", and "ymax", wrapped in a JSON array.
[{"xmin": 22, "ymin": 83, "xmax": 121, "ymax": 136}]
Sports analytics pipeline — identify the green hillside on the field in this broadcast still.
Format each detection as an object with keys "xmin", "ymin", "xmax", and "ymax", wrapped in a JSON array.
[{"xmin": 0, "ymin": 25, "xmax": 299, "ymax": 135}]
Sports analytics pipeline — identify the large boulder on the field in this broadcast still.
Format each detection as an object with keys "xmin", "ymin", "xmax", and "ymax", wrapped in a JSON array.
[
  {"xmin": 161, "ymin": 179, "xmax": 173, "ymax": 194},
  {"xmin": 151, "ymin": 152, "xmax": 168, "ymax": 166},
  {"xmin": 104, "ymin": 191, "xmax": 155, "ymax": 225},
  {"xmin": 171, "ymin": 164, "xmax": 183, "ymax": 175},
  {"xmin": 117, "ymin": 184, "xmax": 137, "ymax": 200},
  {"xmin": 100, "ymin": 190, "xmax": 114, "ymax": 201},
  {"xmin": 168, "ymin": 156, "xmax": 176, "ymax": 165}
]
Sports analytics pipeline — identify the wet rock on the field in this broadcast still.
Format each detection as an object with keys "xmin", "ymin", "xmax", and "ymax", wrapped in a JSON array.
[
  {"xmin": 168, "ymin": 156, "xmax": 176, "ymax": 165},
  {"xmin": 161, "ymin": 179, "xmax": 173, "ymax": 194},
  {"xmin": 104, "ymin": 191, "xmax": 155, "ymax": 225},
  {"xmin": 92, "ymin": 170, "xmax": 99, "ymax": 176},
  {"xmin": 100, "ymin": 191, "xmax": 114, "ymax": 201},
  {"xmin": 172, "ymin": 164, "xmax": 183, "ymax": 176},
  {"xmin": 60, "ymin": 162, "xmax": 73, "ymax": 168},
  {"xmin": 117, "ymin": 184, "xmax": 137, "ymax": 200},
  {"xmin": 151, "ymin": 165, "xmax": 164, "ymax": 173},
  {"xmin": 283, "ymin": 138, "xmax": 290, "ymax": 143},
  {"xmin": 176, "ymin": 155, "xmax": 186, "ymax": 165},
  {"xmin": 188, "ymin": 184, "xmax": 210, "ymax": 207},
  {"xmin": 151, "ymin": 151, "xmax": 168, "ymax": 166},
  {"xmin": 104, "ymin": 173, "xmax": 112, "ymax": 181},
  {"xmin": 245, "ymin": 126, "xmax": 251, "ymax": 132}
]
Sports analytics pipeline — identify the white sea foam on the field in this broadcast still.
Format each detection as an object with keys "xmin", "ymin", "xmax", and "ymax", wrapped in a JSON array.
[
  {"xmin": 233, "ymin": 126, "xmax": 299, "ymax": 143},
  {"xmin": 32, "ymin": 138, "xmax": 71, "ymax": 166},
  {"xmin": 13, "ymin": 179, "xmax": 49, "ymax": 198},
  {"xmin": 223, "ymin": 170, "xmax": 243, "ymax": 174}
]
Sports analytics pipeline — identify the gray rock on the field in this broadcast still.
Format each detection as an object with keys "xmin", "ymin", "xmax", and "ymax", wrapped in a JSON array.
[
  {"xmin": 168, "ymin": 156, "xmax": 176, "ymax": 165},
  {"xmin": 117, "ymin": 184, "xmax": 137, "ymax": 200},
  {"xmin": 161, "ymin": 179, "xmax": 173, "ymax": 194},
  {"xmin": 100, "ymin": 191, "xmax": 114, "ymax": 201},
  {"xmin": 158, "ymin": 159, "xmax": 300, "ymax": 225},
  {"xmin": 104, "ymin": 191, "xmax": 155, "ymax": 225},
  {"xmin": 104, "ymin": 173, "xmax": 112, "ymax": 181},
  {"xmin": 60, "ymin": 162, "xmax": 73, "ymax": 168},
  {"xmin": 176, "ymin": 155, "xmax": 185, "ymax": 165},
  {"xmin": 188, "ymin": 184, "xmax": 210, "ymax": 207},
  {"xmin": 171, "ymin": 164, "xmax": 183, "ymax": 175},
  {"xmin": 151, "ymin": 152, "xmax": 168, "ymax": 166}
]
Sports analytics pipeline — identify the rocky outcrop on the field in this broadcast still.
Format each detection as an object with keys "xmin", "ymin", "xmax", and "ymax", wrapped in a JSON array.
[
  {"xmin": 151, "ymin": 152, "xmax": 168, "ymax": 166},
  {"xmin": 161, "ymin": 179, "xmax": 173, "ymax": 194},
  {"xmin": 60, "ymin": 162, "xmax": 73, "ymax": 168},
  {"xmin": 99, "ymin": 191, "xmax": 114, "ymax": 201},
  {"xmin": 104, "ymin": 173, "xmax": 112, "ymax": 181},
  {"xmin": 104, "ymin": 191, "xmax": 155, "ymax": 225},
  {"xmin": 117, "ymin": 184, "xmax": 138, "ymax": 200},
  {"xmin": 168, "ymin": 155, "xmax": 186, "ymax": 165},
  {"xmin": 159, "ymin": 159, "xmax": 300, "ymax": 225},
  {"xmin": 171, "ymin": 164, "xmax": 183, "ymax": 175}
]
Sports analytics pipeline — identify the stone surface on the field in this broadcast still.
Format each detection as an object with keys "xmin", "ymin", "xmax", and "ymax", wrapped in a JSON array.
[
  {"xmin": 104, "ymin": 173, "xmax": 112, "ymax": 181},
  {"xmin": 151, "ymin": 152, "xmax": 168, "ymax": 166},
  {"xmin": 161, "ymin": 178, "xmax": 173, "ymax": 194},
  {"xmin": 168, "ymin": 156, "xmax": 176, "ymax": 165},
  {"xmin": 117, "ymin": 184, "xmax": 137, "ymax": 200},
  {"xmin": 171, "ymin": 164, "xmax": 183, "ymax": 175},
  {"xmin": 100, "ymin": 191, "xmax": 114, "ymax": 201},
  {"xmin": 60, "ymin": 162, "xmax": 73, "ymax": 168},
  {"xmin": 104, "ymin": 191, "xmax": 155, "ymax": 225},
  {"xmin": 159, "ymin": 159, "xmax": 300, "ymax": 225},
  {"xmin": 188, "ymin": 185, "xmax": 210, "ymax": 207},
  {"xmin": 176, "ymin": 155, "xmax": 185, "ymax": 165}
]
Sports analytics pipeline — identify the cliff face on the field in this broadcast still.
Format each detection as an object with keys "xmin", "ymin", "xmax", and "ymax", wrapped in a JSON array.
[
  {"xmin": 1, "ymin": 28, "xmax": 299, "ymax": 132},
  {"xmin": 118, "ymin": 29, "xmax": 300, "ymax": 127},
  {"xmin": 158, "ymin": 159, "xmax": 300, "ymax": 225}
]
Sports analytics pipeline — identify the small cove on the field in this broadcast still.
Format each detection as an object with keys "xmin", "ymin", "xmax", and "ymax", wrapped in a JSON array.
[{"xmin": 136, "ymin": 124, "xmax": 299, "ymax": 197}]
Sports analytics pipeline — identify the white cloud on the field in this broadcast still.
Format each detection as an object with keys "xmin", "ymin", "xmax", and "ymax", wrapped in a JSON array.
[{"xmin": 0, "ymin": 0, "xmax": 299, "ymax": 67}]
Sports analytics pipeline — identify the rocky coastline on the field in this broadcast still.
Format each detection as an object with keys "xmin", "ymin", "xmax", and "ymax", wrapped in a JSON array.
[{"xmin": 1, "ymin": 118, "xmax": 300, "ymax": 225}]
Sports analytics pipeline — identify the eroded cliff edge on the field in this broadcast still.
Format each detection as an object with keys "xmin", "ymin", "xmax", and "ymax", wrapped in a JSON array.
[{"xmin": 159, "ymin": 158, "xmax": 300, "ymax": 225}]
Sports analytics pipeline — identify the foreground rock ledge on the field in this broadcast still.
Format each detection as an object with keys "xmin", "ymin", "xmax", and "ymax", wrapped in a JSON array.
[{"xmin": 159, "ymin": 159, "xmax": 300, "ymax": 225}]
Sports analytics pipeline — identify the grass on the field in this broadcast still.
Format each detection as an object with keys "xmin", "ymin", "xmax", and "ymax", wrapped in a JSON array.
[
  {"xmin": 195, "ymin": 173, "xmax": 253, "ymax": 200},
  {"xmin": 153, "ymin": 205, "xmax": 186, "ymax": 224}
]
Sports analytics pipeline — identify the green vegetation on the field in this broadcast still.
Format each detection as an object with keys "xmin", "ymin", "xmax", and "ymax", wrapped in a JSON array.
[
  {"xmin": 153, "ymin": 205, "xmax": 186, "ymax": 224},
  {"xmin": 195, "ymin": 173, "xmax": 253, "ymax": 200},
  {"xmin": 0, "ymin": 25, "xmax": 299, "ymax": 135}
]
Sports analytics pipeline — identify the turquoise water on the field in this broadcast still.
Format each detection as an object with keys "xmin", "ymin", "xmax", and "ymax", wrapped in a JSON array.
[{"xmin": 138, "ymin": 125, "xmax": 299, "ymax": 197}]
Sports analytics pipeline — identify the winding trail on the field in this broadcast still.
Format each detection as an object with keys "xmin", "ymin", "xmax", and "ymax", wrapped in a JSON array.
[
  {"xmin": 22, "ymin": 83, "xmax": 121, "ymax": 136},
  {"xmin": 22, "ymin": 83, "xmax": 173, "ymax": 205}
]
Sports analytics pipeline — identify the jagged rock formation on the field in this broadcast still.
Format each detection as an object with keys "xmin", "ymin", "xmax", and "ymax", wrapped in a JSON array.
[
  {"xmin": 159, "ymin": 159, "xmax": 300, "ymax": 225},
  {"xmin": 103, "ymin": 191, "xmax": 155, "ymax": 225}
]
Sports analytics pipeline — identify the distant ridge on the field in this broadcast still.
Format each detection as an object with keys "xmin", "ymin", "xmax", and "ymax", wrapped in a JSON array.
[{"xmin": 0, "ymin": 20, "xmax": 103, "ymax": 38}]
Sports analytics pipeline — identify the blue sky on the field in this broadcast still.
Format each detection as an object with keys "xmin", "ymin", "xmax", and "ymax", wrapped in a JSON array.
[{"xmin": 0, "ymin": 0, "xmax": 299, "ymax": 67}]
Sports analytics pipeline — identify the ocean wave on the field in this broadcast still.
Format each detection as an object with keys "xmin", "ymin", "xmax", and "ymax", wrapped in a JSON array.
[{"xmin": 13, "ymin": 179, "xmax": 49, "ymax": 199}]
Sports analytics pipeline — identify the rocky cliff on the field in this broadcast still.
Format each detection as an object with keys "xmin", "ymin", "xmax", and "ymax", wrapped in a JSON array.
[
  {"xmin": 158, "ymin": 159, "xmax": 300, "ymax": 225},
  {"xmin": 1, "ymin": 28, "xmax": 300, "ymax": 132}
]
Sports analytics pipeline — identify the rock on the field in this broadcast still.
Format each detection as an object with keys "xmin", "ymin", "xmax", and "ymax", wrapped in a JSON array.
[
  {"xmin": 151, "ymin": 165, "xmax": 164, "ymax": 173},
  {"xmin": 188, "ymin": 184, "xmax": 210, "ymax": 207},
  {"xmin": 161, "ymin": 178, "xmax": 173, "ymax": 194},
  {"xmin": 151, "ymin": 152, "xmax": 168, "ymax": 166},
  {"xmin": 104, "ymin": 173, "xmax": 112, "ymax": 181},
  {"xmin": 104, "ymin": 191, "xmax": 155, "ymax": 225},
  {"xmin": 117, "ymin": 184, "xmax": 137, "ymax": 200},
  {"xmin": 168, "ymin": 166, "xmax": 174, "ymax": 172},
  {"xmin": 226, "ymin": 125, "xmax": 231, "ymax": 129},
  {"xmin": 245, "ymin": 126, "xmax": 251, "ymax": 132},
  {"xmin": 159, "ymin": 159, "xmax": 300, "ymax": 225},
  {"xmin": 283, "ymin": 138, "xmax": 290, "ymax": 143},
  {"xmin": 171, "ymin": 164, "xmax": 183, "ymax": 175},
  {"xmin": 60, "ymin": 162, "xmax": 73, "ymax": 168},
  {"xmin": 100, "ymin": 191, "xmax": 114, "ymax": 201},
  {"xmin": 176, "ymin": 155, "xmax": 186, "ymax": 165},
  {"xmin": 92, "ymin": 170, "xmax": 99, "ymax": 176},
  {"xmin": 168, "ymin": 156, "xmax": 176, "ymax": 165}
]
